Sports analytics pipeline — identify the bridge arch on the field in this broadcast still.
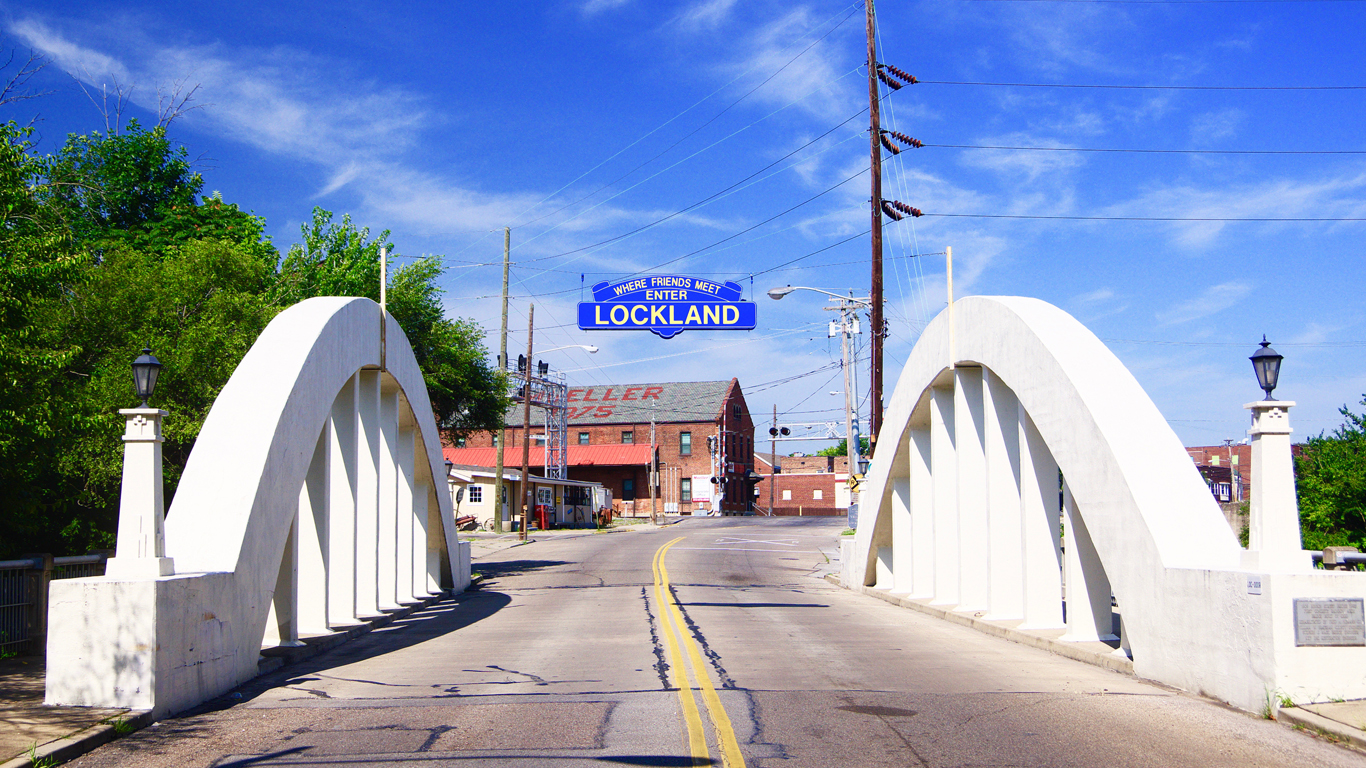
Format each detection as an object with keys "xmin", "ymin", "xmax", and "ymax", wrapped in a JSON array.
[
  {"xmin": 47, "ymin": 296, "xmax": 467, "ymax": 716},
  {"xmin": 848, "ymin": 296, "xmax": 1251, "ymax": 699}
]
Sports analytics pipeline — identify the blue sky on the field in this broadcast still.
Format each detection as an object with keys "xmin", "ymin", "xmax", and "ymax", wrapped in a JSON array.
[{"xmin": 8, "ymin": 0, "xmax": 1366, "ymax": 452}]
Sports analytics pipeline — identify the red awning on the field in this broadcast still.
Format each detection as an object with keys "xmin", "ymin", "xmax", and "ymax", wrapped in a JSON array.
[{"xmin": 444, "ymin": 443, "xmax": 652, "ymax": 468}]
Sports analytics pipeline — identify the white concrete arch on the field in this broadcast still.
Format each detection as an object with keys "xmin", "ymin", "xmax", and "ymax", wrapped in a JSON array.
[
  {"xmin": 47, "ymin": 297, "xmax": 468, "ymax": 716},
  {"xmin": 846, "ymin": 296, "xmax": 1366, "ymax": 712},
  {"xmin": 165, "ymin": 296, "xmax": 462, "ymax": 637}
]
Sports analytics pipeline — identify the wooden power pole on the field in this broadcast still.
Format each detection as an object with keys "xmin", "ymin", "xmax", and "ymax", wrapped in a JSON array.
[{"xmin": 866, "ymin": 0, "xmax": 885, "ymax": 451}]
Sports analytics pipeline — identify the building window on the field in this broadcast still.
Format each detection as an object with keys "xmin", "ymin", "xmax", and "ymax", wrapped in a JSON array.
[
  {"xmin": 623, "ymin": 478, "xmax": 636, "ymax": 500},
  {"xmin": 622, "ymin": 430, "xmax": 634, "ymax": 444},
  {"xmin": 491, "ymin": 434, "xmax": 499, "ymax": 447},
  {"xmin": 732, "ymin": 403, "xmax": 742, "ymax": 421},
  {"xmin": 782, "ymin": 489, "xmax": 792, "ymax": 501},
  {"xmin": 680, "ymin": 478, "xmax": 692, "ymax": 503},
  {"xmin": 680, "ymin": 431, "xmax": 692, "ymax": 455},
  {"xmin": 578, "ymin": 432, "xmax": 590, "ymax": 445},
  {"xmin": 813, "ymin": 489, "xmax": 823, "ymax": 500},
  {"xmin": 468, "ymin": 485, "xmax": 483, "ymax": 503}
]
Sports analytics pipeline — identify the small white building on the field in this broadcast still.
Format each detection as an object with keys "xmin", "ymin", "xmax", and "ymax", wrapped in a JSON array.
[{"xmin": 446, "ymin": 463, "xmax": 610, "ymax": 530}]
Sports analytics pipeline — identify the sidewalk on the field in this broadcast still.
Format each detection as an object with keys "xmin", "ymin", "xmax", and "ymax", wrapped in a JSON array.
[{"xmin": 0, "ymin": 519, "xmax": 682, "ymax": 767}]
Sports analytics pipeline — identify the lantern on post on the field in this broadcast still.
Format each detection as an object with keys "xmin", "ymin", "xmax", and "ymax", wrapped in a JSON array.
[
  {"xmin": 1249, "ymin": 336, "xmax": 1283, "ymax": 400},
  {"xmin": 132, "ymin": 347, "xmax": 162, "ymax": 407}
]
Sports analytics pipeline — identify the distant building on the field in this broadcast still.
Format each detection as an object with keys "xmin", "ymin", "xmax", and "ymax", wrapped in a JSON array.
[
  {"xmin": 451, "ymin": 379, "xmax": 757, "ymax": 515},
  {"xmin": 753, "ymin": 452, "xmax": 851, "ymax": 516},
  {"xmin": 1186, "ymin": 444, "xmax": 1251, "ymax": 503}
]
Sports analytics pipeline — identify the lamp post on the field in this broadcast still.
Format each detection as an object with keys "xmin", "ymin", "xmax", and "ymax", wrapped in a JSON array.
[
  {"xmin": 768, "ymin": 285, "xmax": 872, "ymax": 528},
  {"xmin": 106, "ymin": 348, "xmax": 175, "ymax": 579},
  {"xmin": 1243, "ymin": 336, "xmax": 1307, "ymax": 571}
]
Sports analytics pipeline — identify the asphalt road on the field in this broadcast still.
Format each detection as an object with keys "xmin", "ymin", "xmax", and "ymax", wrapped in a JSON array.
[{"xmin": 66, "ymin": 517, "xmax": 1366, "ymax": 767}]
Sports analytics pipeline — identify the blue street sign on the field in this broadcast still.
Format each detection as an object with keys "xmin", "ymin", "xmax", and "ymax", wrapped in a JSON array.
[{"xmin": 578, "ymin": 275, "xmax": 756, "ymax": 339}]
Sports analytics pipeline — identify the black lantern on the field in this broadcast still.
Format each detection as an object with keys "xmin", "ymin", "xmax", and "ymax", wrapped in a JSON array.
[
  {"xmin": 132, "ymin": 348, "xmax": 162, "ymax": 407},
  {"xmin": 1250, "ymin": 336, "xmax": 1283, "ymax": 400},
  {"xmin": 444, "ymin": 458, "xmax": 454, "ymax": 479}
]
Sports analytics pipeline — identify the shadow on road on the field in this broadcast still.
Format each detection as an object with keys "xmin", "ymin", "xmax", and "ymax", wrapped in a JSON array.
[
  {"xmin": 184, "ymin": 589, "xmax": 514, "ymax": 717},
  {"xmin": 474, "ymin": 559, "xmax": 572, "ymax": 582}
]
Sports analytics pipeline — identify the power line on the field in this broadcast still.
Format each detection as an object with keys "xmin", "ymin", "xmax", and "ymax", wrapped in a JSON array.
[
  {"xmin": 512, "ymin": 1, "xmax": 865, "ymax": 232},
  {"xmin": 921, "ymin": 80, "xmax": 1366, "ymax": 90},
  {"xmin": 927, "ymin": 143, "xmax": 1366, "ymax": 155},
  {"xmin": 925, "ymin": 213, "xmax": 1366, "ymax": 221}
]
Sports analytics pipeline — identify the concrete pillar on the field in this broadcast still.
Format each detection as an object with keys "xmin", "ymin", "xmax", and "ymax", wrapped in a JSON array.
[
  {"xmin": 355, "ymin": 370, "xmax": 382, "ymax": 617},
  {"xmin": 889, "ymin": 474, "xmax": 913, "ymax": 593},
  {"xmin": 424, "ymin": 480, "xmax": 443, "ymax": 592},
  {"xmin": 955, "ymin": 367, "xmax": 989, "ymax": 612},
  {"xmin": 106, "ymin": 408, "xmax": 175, "ymax": 578},
  {"xmin": 262, "ymin": 516, "xmax": 302, "ymax": 647},
  {"xmin": 377, "ymin": 380, "xmax": 401, "ymax": 611},
  {"xmin": 1061, "ymin": 483, "xmax": 1115, "ymax": 642},
  {"xmin": 328, "ymin": 374, "xmax": 359, "ymax": 626},
  {"xmin": 983, "ymin": 370, "xmax": 1023, "ymax": 621},
  {"xmin": 296, "ymin": 424, "xmax": 330, "ymax": 635},
  {"xmin": 1245, "ymin": 400, "xmax": 1309, "ymax": 571},
  {"xmin": 1018, "ymin": 409, "xmax": 1064, "ymax": 629},
  {"xmin": 908, "ymin": 427, "xmax": 935, "ymax": 598},
  {"xmin": 396, "ymin": 424, "xmax": 417, "ymax": 604},
  {"xmin": 930, "ymin": 384, "xmax": 959, "ymax": 606},
  {"xmin": 413, "ymin": 474, "xmax": 433, "ymax": 598}
]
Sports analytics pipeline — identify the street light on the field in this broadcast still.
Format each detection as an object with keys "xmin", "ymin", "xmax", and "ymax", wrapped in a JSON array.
[
  {"xmin": 1250, "ymin": 336, "xmax": 1283, "ymax": 400},
  {"xmin": 767, "ymin": 285, "xmax": 872, "ymax": 308},
  {"xmin": 538, "ymin": 344, "xmax": 599, "ymax": 355},
  {"xmin": 132, "ymin": 348, "xmax": 162, "ymax": 407}
]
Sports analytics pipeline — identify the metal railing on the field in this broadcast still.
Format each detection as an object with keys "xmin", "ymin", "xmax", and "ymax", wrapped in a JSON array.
[{"xmin": 0, "ymin": 552, "xmax": 108, "ymax": 655}]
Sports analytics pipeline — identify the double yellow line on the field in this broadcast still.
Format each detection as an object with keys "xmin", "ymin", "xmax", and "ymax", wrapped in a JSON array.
[{"xmin": 652, "ymin": 537, "xmax": 746, "ymax": 768}]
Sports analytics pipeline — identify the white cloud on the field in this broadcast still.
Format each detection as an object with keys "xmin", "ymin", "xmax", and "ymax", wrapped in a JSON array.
[
  {"xmin": 956, "ymin": 132, "xmax": 1087, "ymax": 182},
  {"xmin": 722, "ymin": 7, "xmax": 862, "ymax": 122},
  {"xmin": 1156, "ymin": 281, "xmax": 1252, "ymax": 325},
  {"xmin": 1190, "ymin": 108, "xmax": 1244, "ymax": 144},
  {"xmin": 673, "ymin": 0, "xmax": 739, "ymax": 31},
  {"xmin": 581, "ymin": 0, "xmax": 631, "ymax": 16}
]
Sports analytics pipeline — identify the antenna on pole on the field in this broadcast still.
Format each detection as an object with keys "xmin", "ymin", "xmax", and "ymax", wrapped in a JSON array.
[{"xmin": 379, "ymin": 245, "xmax": 388, "ymax": 372}]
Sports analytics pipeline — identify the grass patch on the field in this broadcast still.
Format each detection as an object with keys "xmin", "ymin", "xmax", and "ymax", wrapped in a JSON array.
[{"xmin": 841, "ymin": 529, "xmax": 855, "ymax": 536}]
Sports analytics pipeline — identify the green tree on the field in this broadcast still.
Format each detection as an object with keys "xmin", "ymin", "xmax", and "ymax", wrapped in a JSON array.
[
  {"xmin": 39, "ymin": 238, "xmax": 276, "ymax": 554},
  {"xmin": 272, "ymin": 207, "xmax": 386, "ymax": 305},
  {"xmin": 0, "ymin": 123, "xmax": 88, "ymax": 557},
  {"xmin": 42, "ymin": 120, "xmax": 202, "ymax": 252},
  {"xmin": 1297, "ymin": 396, "xmax": 1366, "ymax": 550},
  {"xmin": 817, "ymin": 437, "xmax": 869, "ymax": 458}
]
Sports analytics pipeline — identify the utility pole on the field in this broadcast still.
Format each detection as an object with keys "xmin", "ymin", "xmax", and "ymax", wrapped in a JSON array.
[
  {"xmin": 650, "ymin": 401, "xmax": 658, "ymax": 525},
  {"xmin": 493, "ymin": 228, "xmax": 510, "ymax": 533},
  {"xmin": 770, "ymin": 404, "xmax": 777, "ymax": 516},
  {"xmin": 866, "ymin": 0, "xmax": 885, "ymax": 454},
  {"xmin": 519, "ymin": 304, "xmax": 533, "ymax": 541}
]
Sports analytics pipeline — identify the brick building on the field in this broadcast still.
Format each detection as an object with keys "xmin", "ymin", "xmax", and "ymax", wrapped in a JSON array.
[
  {"xmin": 1186, "ymin": 444, "xmax": 1252, "ymax": 502},
  {"xmin": 753, "ymin": 453, "xmax": 851, "ymax": 516},
  {"xmin": 453, "ymin": 379, "xmax": 757, "ymax": 515}
]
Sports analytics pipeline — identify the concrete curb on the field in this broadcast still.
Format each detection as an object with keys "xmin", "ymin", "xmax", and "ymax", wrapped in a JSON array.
[
  {"xmin": 1278, "ymin": 707, "xmax": 1366, "ymax": 753},
  {"xmin": 0, "ymin": 710, "xmax": 153, "ymax": 768},
  {"xmin": 824, "ymin": 574, "xmax": 1135, "ymax": 675},
  {"xmin": 9, "ymin": 588, "xmax": 458, "ymax": 767}
]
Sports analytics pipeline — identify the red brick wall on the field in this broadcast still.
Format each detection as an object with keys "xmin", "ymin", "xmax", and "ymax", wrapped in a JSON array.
[
  {"xmin": 460, "ymin": 380, "xmax": 758, "ymax": 514},
  {"xmin": 754, "ymin": 472, "xmax": 843, "ymax": 516}
]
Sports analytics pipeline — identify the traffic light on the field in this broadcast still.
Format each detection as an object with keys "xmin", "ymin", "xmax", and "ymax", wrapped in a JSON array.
[
  {"xmin": 537, "ymin": 360, "xmax": 549, "ymax": 375},
  {"xmin": 517, "ymin": 354, "xmax": 527, "ymax": 372}
]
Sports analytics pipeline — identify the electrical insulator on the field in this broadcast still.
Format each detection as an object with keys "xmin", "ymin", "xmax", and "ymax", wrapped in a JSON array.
[
  {"xmin": 884, "ymin": 64, "xmax": 917, "ymax": 84},
  {"xmin": 877, "ymin": 69, "xmax": 902, "ymax": 90},
  {"xmin": 879, "ymin": 134, "xmax": 900, "ymax": 155}
]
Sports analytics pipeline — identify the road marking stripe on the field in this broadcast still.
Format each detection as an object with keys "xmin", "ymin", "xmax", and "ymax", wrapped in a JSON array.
[
  {"xmin": 658, "ymin": 539, "xmax": 748, "ymax": 768},
  {"xmin": 653, "ymin": 537, "xmax": 709, "ymax": 765},
  {"xmin": 671, "ymin": 547, "xmax": 825, "ymax": 553}
]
